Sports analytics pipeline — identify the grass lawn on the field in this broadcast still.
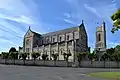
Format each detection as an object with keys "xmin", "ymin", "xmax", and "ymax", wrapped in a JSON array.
[{"xmin": 88, "ymin": 72, "xmax": 120, "ymax": 79}]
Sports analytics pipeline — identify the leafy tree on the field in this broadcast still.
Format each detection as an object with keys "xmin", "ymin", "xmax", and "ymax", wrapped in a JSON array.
[
  {"xmin": 9, "ymin": 47, "xmax": 17, "ymax": 53},
  {"xmin": 88, "ymin": 52, "xmax": 96, "ymax": 67},
  {"xmin": 9, "ymin": 52, "xmax": 18, "ymax": 64},
  {"xmin": 51, "ymin": 53, "xmax": 59, "ymax": 66},
  {"xmin": 113, "ymin": 45, "xmax": 120, "ymax": 68},
  {"xmin": 101, "ymin": 53, "xmax": 109, "ymax": 68},
  {"xmin": 63, "ymin": 52, "xmax": 72, "ymax": 67},
  {"xmin": 42, "ymin": 54, "xmax": 48, "ymax": 65},
  {"xmin": 20, "ymin": 52, "xmax": 28, "ymax": 65},
  {"xmin": 31, "ymin": 52, "xmax": 40, "ymax": 65},
  {"xmin": 1, "ymin": 52, "xmax": 9, "ymax": 64},
  {"xmin": 77, "ymin": 52, "xmax": 88, "ymax": 67},
  {"xmin": 111, "ymin": 8, "xmax": 120, "ymax": 33},
  {"xmin": 106, "ymin": 48, "xmax": 115, "ymax": 61}
]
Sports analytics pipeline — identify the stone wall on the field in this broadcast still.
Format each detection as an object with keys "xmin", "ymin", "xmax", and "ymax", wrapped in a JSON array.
[{"xmin": 1, "ymin": 59, "xmax": 120, "ymax": 68}]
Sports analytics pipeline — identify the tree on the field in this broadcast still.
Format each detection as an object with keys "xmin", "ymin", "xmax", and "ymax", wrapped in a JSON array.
[
  {"xmin": 101, "ymin": 53, "xmax": 109, "ymax": 68},
  {"xmin": 20, "ymin": 52, "xmax": 28, "ymax": 65},
  {"xmin": 1, "ymin": 52, "xmax": 9, "ymax": 64},
  {"xmin": 42, "ymin": 54, "xmax": 48, "ymax": 65},
  {"xmin": 88, "ymin": 52, "xmax": 96, "ymax": 67},
  {"xmin": 31, "ymin": 52, "xmax": 40, "ymax": 65},
  {"xmin": 51, "ymin": 53, "xmax": 59, "ymax": 66},
  {"xmin": 106, "ymin": 48, "xmax": 115, "ymax": 61},
  {"xmin": 9, "ymin": 47, "xmax": 17, "ymax": 53},
  {"xmin": 77, "ymin": 52, "xmax": 87, "ymax": 67},
  {"xmin": 9, "ymin": 52, "xmax": 18, "ymax": 64},
  {"xmin": 113, "ymin": 45, "xmax": 120, "ymax": 68},
  {"xmin": 63, "ymin": 53, "xmax": 72, "ymax": 67},
  {"xmin": 111, "ymin": 8, "xmax": 120, "ymax": 33}
]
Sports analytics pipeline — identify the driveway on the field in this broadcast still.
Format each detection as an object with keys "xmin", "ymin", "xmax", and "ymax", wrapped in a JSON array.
[{"xmin": 0, "ymin": 64, "xmax": 119, "ymax": 80}]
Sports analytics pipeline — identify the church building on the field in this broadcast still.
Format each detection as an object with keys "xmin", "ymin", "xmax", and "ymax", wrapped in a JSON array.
[{"xmin": 22, "ymin": 21, "xmax": 88, "ymax": 62}]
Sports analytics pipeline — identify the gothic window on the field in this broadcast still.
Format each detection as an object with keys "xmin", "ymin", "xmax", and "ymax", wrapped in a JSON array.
[
  {"xmin": 60, "ymin": 48, "xmax": 64, "ymax": 55},
  {"xmin": 98, "ymin": 34, "xmax": 101, "ymax": 41},
  {"xmin": 36, "ymin": 39, "xmax": 38, "ymax": 45},
  {"xmin": 67, "ymin": 35, "xmax": 69, "ymax": 40},
  {"xmin": 47, "ymin": 38, "xmax": 49, "ymax": 43},
  {"xmin": 52, "ymin": 50, "xmax": 54, "ymax": 54},
  {"xmin": 53, "ymin": 38, "xmax": 55, "ymax": 42},
  {"xmin": 41, "ymin": 39, "xmax": 43, "ymax": 44},
  {"xmin": 68, "ymin": 48, "xmax": 71, "ymax": 54},
  {"xmin": 60, "ymin": 37, "xmax": 62, "ymax": 42}
]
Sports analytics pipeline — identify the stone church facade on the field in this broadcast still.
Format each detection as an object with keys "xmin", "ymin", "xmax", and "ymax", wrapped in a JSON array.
[{"xmin": 23, "ymin": 21, "xmax": 88, "ymax": 62}]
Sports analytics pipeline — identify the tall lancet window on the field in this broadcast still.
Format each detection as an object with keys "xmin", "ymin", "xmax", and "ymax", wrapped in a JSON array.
[{"xmin": 98, "ymin": 34, "xmax": 101, "ymax": 41}]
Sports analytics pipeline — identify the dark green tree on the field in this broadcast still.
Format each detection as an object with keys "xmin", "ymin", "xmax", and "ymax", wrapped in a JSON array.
[
  {"xmin": 31, "ymin": 52, "xmax": 40, "ymax": 65},
  {"xmin": 9, "ymin": 47, "xmax": 17, "ymax": 53},
  {"xmin": 1, "ymin": 52, "xmax": 9, "ymax": 64},
  {"xmin": 88, "ymin": 52, "xmax": 96, "ymax": 67},
  {"xmin": 51, "ymin": 53, "xmax": 59, "ymax": 66},
  {"xmin": 9, "ymin": 52, "xmax": 18, "ymax": 64},
  {"xmin": 101, "ymin": 53, "xmax": 109, "ymax": 68},
  {"xmin": 111, "ymin": 8, "xmax": 120, "ymax": 33},
  {"xmin": 77, "ymin": 52, "xmax": 88, "ymax": 67},
  {"xmin": 106, "ymin": 48, "xmax": 115, "ymax": 61},
  {"xmin": 20, "ymin": 52, "xmax": 28, "ymax": 65},
  {"xmin": 113, "ymin": 45, "xmax": 120, "ymax": 68},
  {"xmin": 63, "ymin": 53, "xmax": 72, "ymax": 67},
  {"xmin": 42, "ymin": 54, "xmax": 48, "ymax": 65}
]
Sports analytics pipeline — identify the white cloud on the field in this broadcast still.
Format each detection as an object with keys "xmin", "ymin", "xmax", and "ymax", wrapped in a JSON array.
[
  {"xmin": 84, "ymin": 4, "xmax": 101, "ymax": 18},
  {"xmin": 63, "ymin": 19, "xmax": 75, "ymax": 24},
  {"xmin": 64, "ymin": 13, "xmax": 71, "ymax": 18},
  {"xmin": 84, "ymin": 3, "xmax": 117, "ymax": 23},
  {"xmin": 112, "ymin": 0, "xmax": 116, "ymax": 3},
  {"xmin": 0, "ymin": 14, "xmax": 35, "ymax": 25},
  {"xmin": 107, "ymin": 41, "xmax": 120, "ymax": 48}
]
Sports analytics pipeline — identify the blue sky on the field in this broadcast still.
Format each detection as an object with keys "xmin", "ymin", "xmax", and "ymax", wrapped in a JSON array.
[{"xmin": 0, "ymin": 0, "xmax": 120, "ymax": 53}]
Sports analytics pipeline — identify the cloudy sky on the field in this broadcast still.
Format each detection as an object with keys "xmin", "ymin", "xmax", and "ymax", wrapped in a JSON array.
[{"xmin": 0, "ymin": 0, "xmax": 120, "ymax": 52}]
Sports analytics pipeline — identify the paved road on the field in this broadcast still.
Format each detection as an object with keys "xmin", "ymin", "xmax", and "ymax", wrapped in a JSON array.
[{"xmin": 0, "ymin": 64, "xmax": 120, "ymax": 80}]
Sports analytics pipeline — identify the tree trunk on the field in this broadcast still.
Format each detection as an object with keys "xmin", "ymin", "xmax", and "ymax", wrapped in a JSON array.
[
  {"xmin": 78, "ymin": 61, "xmax": 81, "ymax": 67},
  {"xmin": 104, "ymin": 61, "xmax": 106, "ymax": 68},
  {"xmin": 5, "ymin": 59, "xmax": 7, "ymax": 64},
  {"xmin": 54, "ymin": 61, "xmax": 56, "ymax": 66},
  {"xmin": 91, "ymin": 60, "xmax": 93, "ymax": 68},
  {"xmin": 44, "ymin": 60, "xmax": 45, "ymax": 66},
  {"xmin": 33, "ymin": 59, "xmax": 35, "ymax": 65},
  {"xmin": 66, "ymin": 59, "xmax": 68, "ymax": 67},
  {"xmin": 14, "ymin": 59, "xmax": 15, "ymax": 65},
  {"xmin": 23, "ymin": 60, "xmax": 25, "ymax": 65},
  {"xmin": 117, "ymin": 62, "xmax": 119, "ymax": 68}
]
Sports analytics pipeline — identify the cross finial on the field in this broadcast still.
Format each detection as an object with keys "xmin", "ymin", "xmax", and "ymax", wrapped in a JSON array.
[
  {"xmin": 29, "ymin": 26, "xmax": 30, "ymax": 29},
  {"xmin": 82, "ymin": 20, "xmax": 84, "ymax": 23}
]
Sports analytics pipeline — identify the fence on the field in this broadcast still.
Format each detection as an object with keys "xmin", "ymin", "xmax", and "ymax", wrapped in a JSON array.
[{"xmin": 0, "ymin": 59, "xmax": 120, "ymax": 68}]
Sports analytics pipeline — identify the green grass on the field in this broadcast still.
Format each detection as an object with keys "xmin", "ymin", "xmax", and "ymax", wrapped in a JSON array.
[{"xmin": 88, "ymin": 72, "xmax": 120, "ymax": 79}]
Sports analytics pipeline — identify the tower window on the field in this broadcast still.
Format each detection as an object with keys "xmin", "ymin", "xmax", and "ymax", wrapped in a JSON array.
[{"xmin": 98, "ymin": 34, "xmax": 101, "ymax": 41}]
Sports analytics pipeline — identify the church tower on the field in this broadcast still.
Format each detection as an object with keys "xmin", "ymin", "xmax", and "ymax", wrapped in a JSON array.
[{"xmin": 95, "ymin": 22, "xmax": 106, "ymax": 60}]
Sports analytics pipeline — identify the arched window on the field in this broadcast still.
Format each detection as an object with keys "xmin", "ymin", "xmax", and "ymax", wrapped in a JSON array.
[
  {"xmin": 67, "ymin": 35, "xmax": 69, "ymax": 40},
  {"xmin": 98, "ymin": 34, "xmax": 101, "ymax": 41},
  {"xmin": 60, "ymin": 37, "xmax": 62, "ymax": 42}
]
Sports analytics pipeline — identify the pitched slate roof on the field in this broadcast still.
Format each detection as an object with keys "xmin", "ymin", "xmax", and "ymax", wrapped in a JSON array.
[
  {"xmin": 30, "ymin": 21, "xmax": 85, "ymax": 37},
  {"xmin": 42, "ymin": 26, "xmax": 79, "ymax": 37}
]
